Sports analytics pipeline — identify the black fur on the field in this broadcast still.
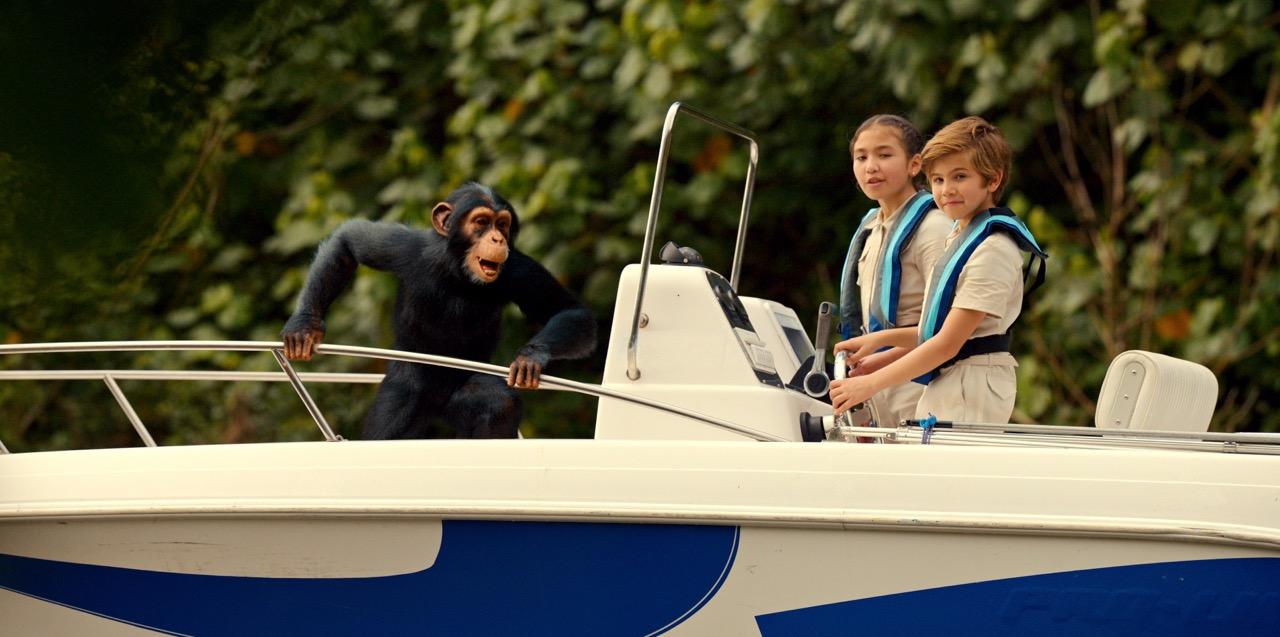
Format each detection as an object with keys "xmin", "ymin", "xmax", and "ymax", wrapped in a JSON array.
[{"xmin": 282, "ymin": 183, "xmax": 596, "ymax": 439}]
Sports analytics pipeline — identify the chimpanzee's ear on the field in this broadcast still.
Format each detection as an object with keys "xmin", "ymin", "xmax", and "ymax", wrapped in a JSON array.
[{"xmin": 430, "ymin": 202, "xmax": 454, "ymax": 237}]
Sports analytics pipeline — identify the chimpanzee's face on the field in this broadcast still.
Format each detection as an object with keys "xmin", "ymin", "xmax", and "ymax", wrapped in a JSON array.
[{"xmin": 458, "ymin": 206, "xmax": 513, "ymax": 284}]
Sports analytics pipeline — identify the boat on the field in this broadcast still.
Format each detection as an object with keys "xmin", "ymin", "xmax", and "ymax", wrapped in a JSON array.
[{"xmin": 2, "ymin": 103, "xmax": 1278, "ymax": 636}]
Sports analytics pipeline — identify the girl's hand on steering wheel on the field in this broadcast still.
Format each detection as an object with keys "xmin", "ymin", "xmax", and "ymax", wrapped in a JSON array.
[
  {"xmin": 849, "ymin": 349, "xmax": 894, "ymax": 376},
  {"xmin": 833, "ymin": 333, "xmax": 882, "ymax": 366},
  {"xmin": 830, "ymin": 375, "xmax": 879, "ymax": 415}
]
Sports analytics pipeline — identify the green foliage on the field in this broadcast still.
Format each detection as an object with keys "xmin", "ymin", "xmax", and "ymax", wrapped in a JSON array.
[{"xmin": 2, "ymin": 0, "xmax": 1279, "ymax": 450}]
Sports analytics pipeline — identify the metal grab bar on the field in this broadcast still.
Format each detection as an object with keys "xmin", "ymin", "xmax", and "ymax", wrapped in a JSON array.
[
  {"xmin": 899, "ymin": 419, "xmax": 1280, "ymax": 444},
  {"xmin": 0, "ymin": 370, "xmax": 384, "ymax": 382},
  {"xmin": 0, "ymin": 340, "xmax": 788, "ymax": 449},
  {"xmin": 823, "ymin": 423, "xmax": 1280, "ymax": 454},
  {"xmin": 627, "ymin": 102, "xmax": 760, "ymax": 381}
]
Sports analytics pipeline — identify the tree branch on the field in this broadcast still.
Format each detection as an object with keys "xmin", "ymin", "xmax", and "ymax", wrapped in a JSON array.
[
  {"xmin": 1216, "ymin": 386, "xmax": 1261, "ymax": 434},
  {"xmin": 1028, "ymin": 329, "xmax": 1097, "ymax": 413},
  {"xmin": 114, "ymin": 114, "xmax": 227, "ymax": 295}
]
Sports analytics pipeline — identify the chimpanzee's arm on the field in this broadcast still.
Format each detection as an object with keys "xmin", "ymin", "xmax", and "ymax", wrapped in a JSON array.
[
  {"xmin": 503, "ymin": 251, "xmax": 597, "ymax": 387},
  {"xmin": 282, "ymin": 220, "xmax": 424, "ymax": 360}
]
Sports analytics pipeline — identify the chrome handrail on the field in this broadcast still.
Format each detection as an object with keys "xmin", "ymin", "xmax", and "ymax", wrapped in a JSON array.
[
  {"xmin": 0, "ymin": 370, "xmax": 384, "ymax": 382},
  {"xmin": 627, "ymin": 102, "xmax": 760, "ymax": 381},
  {"xmin": 0, "ymin": 340, "xmax": 788, "ymax": 451},
  {"xmin": 2, "ymin": 340, "xmax": 1279, "ymax": 454},
  {"xmin": 817, "ymin": 421, "xmax": 1280, "ymax": 455},
  {"xmin": 901, "ymin": 419, "xmax": 1280, "ymax": 443}
]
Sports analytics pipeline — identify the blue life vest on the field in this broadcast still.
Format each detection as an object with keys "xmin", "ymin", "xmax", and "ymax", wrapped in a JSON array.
[
  {"xmin": 915, "ymin": 207, "xmax": 1048, "ymax": 384},
  {"xmin": 838, "ymin": 191, "xmax": 937, "ymax": 339}
]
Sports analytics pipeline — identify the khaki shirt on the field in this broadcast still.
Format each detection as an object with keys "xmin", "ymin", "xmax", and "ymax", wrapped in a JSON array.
[
  {"xmin": 855, "ymin": 203, "xmax": 951, "ymax": 329},
  {"xmin": 913, "ymin": 229, "xmax": 1026, "ymax": 424},
  {"xmin": 943, "ymin": 231, "xmax": 1025, "ymax": 338}
]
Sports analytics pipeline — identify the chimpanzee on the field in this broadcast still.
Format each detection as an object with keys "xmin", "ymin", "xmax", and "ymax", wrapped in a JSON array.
[{"xmin": 281, "ymin": 182, "xmax": 596, "ymax": 439}]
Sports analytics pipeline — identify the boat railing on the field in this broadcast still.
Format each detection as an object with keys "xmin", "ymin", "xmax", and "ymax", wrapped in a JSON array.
[
  {"xmin": 828, "ymin": 421, "xmax": 1280, "ymax": 455},
  {"xmin": 4, "ymin": 341, "xmax": 1279, "ymax": 454},
  {"xmin": 0, "ymin": 340, "xmax": 789, "ymax": 453}
]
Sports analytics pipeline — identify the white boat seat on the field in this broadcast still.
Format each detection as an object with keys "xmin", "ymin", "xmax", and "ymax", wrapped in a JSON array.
[{"xmin": 1094, "ymin": 350, "xmax": 1218, "ymax": 432}]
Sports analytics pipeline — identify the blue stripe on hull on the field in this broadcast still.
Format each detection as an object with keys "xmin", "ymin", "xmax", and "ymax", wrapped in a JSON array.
[
  {"xmin": 0, "ymin": 520, "xmax": 739, "ymax": 636},
  {"xmin": 756, "ymin": 557, "xmax": 1280, "ymax": 636}
]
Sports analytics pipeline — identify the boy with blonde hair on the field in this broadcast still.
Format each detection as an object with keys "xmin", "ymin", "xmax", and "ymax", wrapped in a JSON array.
[{"xmin": 830, "ymin": 116, "xmax": 1047, "ymax": 424}]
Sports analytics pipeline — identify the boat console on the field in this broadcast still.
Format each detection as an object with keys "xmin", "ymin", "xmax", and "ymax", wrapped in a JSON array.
[{"xmin": 594, "ymin": 264, "xmax": 830, "ymax": 442}]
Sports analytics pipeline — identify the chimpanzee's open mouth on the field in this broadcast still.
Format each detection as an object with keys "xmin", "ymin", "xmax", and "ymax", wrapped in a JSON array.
[{"xmin": 477, "ymin": 258, "xmax": 501, "ymax": 276}]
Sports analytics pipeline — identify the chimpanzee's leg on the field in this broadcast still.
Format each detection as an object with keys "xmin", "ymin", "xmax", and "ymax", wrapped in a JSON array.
[
  {"xmin": 442, "ymin": 374, "xmax": 523, "ymax": 439},
  {"xmin": 362, "ymin": 364, "xmax": 433, "ymax": 439}
]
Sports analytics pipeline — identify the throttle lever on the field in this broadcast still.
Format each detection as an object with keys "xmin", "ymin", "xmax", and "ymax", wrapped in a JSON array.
[{"xmin": 802, "ymin": 302, "xmax": 834, "ymax": 398}]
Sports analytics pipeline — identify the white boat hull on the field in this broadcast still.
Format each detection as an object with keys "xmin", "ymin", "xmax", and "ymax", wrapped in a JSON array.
[{"xmin": 3, "ymin": 440, "xmax": 1278, "ymax": 635}]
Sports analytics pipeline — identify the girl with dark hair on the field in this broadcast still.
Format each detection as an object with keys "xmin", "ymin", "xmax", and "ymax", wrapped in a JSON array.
[{"xmin": 833, "ymin": 115, "xmax": 951, "ymax": 427}]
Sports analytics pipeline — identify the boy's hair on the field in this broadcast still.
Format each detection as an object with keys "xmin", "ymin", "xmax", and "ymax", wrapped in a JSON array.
[
  {"xmin": 849, "ymin": 114, "xmax": 925, "ymax": 157},
  {"xmin": 920, "ymin": 116, "xmax": 1012, "ymax": 203}
]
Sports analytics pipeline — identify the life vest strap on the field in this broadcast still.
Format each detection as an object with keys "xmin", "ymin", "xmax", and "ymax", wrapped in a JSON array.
[
  {"xmin": 942, "ymin": 331, "xmax": 1012, "ymax": 370},
  {"xmin": 1022, "ymin": 252, "xmax": 1047, "ymax": 310},
  {"xmin": 838, "ymin": 192, "xmax": 936, "ymax": 339}
]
